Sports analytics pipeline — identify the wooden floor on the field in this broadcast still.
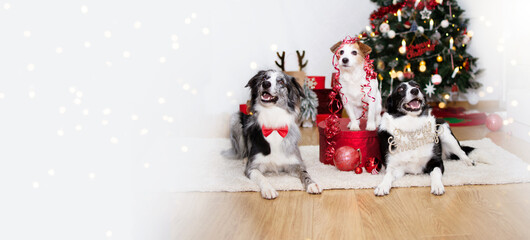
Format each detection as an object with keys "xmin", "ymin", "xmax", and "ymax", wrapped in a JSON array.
[{"xmin": 173, "ymin": 124, "xmax": 530, "ymax": 240}]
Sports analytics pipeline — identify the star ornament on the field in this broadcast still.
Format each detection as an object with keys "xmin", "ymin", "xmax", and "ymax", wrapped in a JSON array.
[
  {"xmin": 420, "ymin": 8, "xmax": 432, "ymax": 20},
  {"xmin": 424, "ymin": 82, "xmax": 436, "ymax": 97}
]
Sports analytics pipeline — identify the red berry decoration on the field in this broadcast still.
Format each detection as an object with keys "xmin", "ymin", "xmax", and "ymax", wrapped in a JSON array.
[
  {"xmin": 334, "ymin": 146, "xmax": 361, "ymax": 171},
  {"xmin": 354, "ymin": 167, "xmax": 363, "ymax": 174},
  {"xmin": 365, "ymin": 157, "xmax": 381, "ymax": 175}
]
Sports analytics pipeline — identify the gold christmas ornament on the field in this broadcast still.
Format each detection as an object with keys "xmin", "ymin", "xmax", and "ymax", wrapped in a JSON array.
[{"xmin": 437, "ymin": 55, "xmax": 443, "ymax": 62}]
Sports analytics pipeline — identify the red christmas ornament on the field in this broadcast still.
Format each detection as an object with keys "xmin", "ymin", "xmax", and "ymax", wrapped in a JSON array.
[
  {"xmin": 333, "ymin": 146, "xmax": 361, "ymax": 171},
  {"xmin": 365, "ymin": 157, "xmax": 381, "ymax": 175},
  {"xmin": 354, "ymin": 167, "xmax": 363, "ymax": 174},
  {"xmin": 404, "ymin": 71, "xmax": 415, "ymax": 79},
  {"xmin": 486, "ymin": 114, "xmax": 503, "ymax": 132},
  {"xmin": 404, "ymin": 21, "xmax": 411, "ymax": 29},
  {"xmin": 451, "ymin": 84, "xmax": 459, "ymax": 92}
]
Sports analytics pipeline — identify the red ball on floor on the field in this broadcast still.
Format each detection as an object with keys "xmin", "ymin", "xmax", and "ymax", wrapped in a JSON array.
[
  {"xmin": 486, "ymin": 113, "xmax": 503, "ymax": 131},
  {"xmin": 334, "ymin": 146, "xmax": 361, "ymax": 171}
]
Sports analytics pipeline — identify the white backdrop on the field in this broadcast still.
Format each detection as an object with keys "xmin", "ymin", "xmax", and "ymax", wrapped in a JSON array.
[{"xmin": 0, "ymin": 0, "xmax": 528, "ymax": 239}]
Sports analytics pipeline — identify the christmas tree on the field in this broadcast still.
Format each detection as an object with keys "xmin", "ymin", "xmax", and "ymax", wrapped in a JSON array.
[
  {"xmin": 299, "ymin": 80, "xmax": 319, "ymax": 127},
  {"xmin": 359, "ymin": 0, "xmax": 482, "ymax": 102}
]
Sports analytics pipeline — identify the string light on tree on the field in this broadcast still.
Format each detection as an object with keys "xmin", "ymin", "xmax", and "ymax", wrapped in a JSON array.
[
  {"xmin": 429, "ymin": 19, "xmax": 434, "ymax": 30},
  {"xmin": 451, "ymin": 67, "xmax": 459, "ymax": 78},
  {"xmin": 397, "ymin": 71, "xmax": 404, "ymax": 81},
  {"xmin": 399, "ymin": 39, "xmax": 407, "ymax": 54},
  {"xmin": 419, "ymin": 60, "xmax": 426, "ymax": 72}
]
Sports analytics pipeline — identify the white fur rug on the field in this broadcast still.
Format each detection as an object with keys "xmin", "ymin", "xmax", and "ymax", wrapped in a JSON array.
[{"xmin": 173, "ymin": 138, "xmax": 530, "ymax": 192}]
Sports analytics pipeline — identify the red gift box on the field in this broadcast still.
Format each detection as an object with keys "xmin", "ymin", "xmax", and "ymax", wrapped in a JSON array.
[
  {"xmin": 239, "ymin": 104, "xmax": 249, "ymax": 115},
  {"xmin": 318, "ymin": 118, "xmax": 381, "ymax": 168},
  {"xmin": 316, "ymin": 114, "xmax": 330, "ymax": 124},
  {"xmin": 306, "ymin": 76, "xmax": 325, "ymax": 89},
  {"xmin": 313, "ymin": 89, "xmax": 343, "ymax": 115}
]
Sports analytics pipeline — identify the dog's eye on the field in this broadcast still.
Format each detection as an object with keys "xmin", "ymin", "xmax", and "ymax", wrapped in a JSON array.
[
  {"xmin": 278, "ymin": 80, "xmax": 284, "ymax": 85},
  {"xmin": 352, "ymin": 51, "xmax": 357, "ymax": 56},
  {"xmin": 397, "ymin": 87, "xmax": 405, "ymax": 92},
  {"xmin": 339, "ymin": 50, "xmax": 344, "ymax": 55}
]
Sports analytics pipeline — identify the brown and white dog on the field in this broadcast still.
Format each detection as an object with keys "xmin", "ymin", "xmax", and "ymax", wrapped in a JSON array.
[{"xmin": 330, "ymin": 41, "xmax": 382, "ymax": 131}]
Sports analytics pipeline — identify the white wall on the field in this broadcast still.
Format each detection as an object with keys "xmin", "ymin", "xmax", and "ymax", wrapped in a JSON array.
[
  {"xmin": 0, "ymin": 0, "xmax": 528, "ymax": 239},
  {"xmin": 459, "ymin": 0, "xmax": 530, "ymax": 141}
]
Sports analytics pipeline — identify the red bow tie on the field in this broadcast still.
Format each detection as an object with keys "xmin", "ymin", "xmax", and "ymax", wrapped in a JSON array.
[{"xmin": 262, "ymin": 125, "xmax": 289, "ymax": 138}]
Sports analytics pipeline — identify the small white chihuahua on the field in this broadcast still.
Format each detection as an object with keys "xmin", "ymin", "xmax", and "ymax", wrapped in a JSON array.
[{"xmin": 330, "ymin": 40, "xmax": 382, "ymax": 131}]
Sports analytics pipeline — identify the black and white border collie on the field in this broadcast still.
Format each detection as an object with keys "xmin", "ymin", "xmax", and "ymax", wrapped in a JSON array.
[
  {"xmin": 223, "ymin": 70, "xmax": 322, "ymax": 199},
  {"xmin": 376, "ymin": 81, "xmax": 479, "ymax": 196}
]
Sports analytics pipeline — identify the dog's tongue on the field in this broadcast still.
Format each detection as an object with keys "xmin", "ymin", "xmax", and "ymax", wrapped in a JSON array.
[
  {"xmin": 409, "ymin": 100, "xmax": 421, "ymax": 108},
  {"xmin": 262, "ymin": 93, "xmax": 272, "ymax": 100}
]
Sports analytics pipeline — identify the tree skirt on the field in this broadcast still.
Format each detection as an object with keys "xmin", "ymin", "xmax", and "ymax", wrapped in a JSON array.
[
  {"xmin": 431, "ymin": 107, "xmax": 487, "ymax": 127},
  {"xmin": 171, "ymin": 138, "xmax": 530, "ymax": 192}
]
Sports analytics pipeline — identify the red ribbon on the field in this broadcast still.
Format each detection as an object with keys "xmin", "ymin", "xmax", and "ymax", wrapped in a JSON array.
[
  {"xmin": 262, "ymin": 125, "xmax": 289, "ymax": 138},
  {"xmin": 360, "ymin": 55, "xmax": 377, "ymax": 119},
  {"xmin": 369, "ymin": 0, "xmax": 440, "ymax": 21}
]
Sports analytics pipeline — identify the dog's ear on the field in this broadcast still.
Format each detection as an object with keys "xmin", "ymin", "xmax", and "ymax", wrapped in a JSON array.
[
  {"xmin": 293, "ymin": 76, "xmax": 305, "ymax": 98},
  {"xmin": 385, "ymin": 94, "xmax": 393, "ymax": 111},
  {"xmin": 285, "ymin": 74, "xmax": 305, "ymax": 99},
  {"xmin": 358, "ymin": 42, "xmax": 372, "ymax": 56},
  {"xmin": 246, "ymin": 70, "xmax": 266, "ymax": 88},
  {"xmin": 330, "ymin": 41, "xmax": 342, "ymax": 53}
]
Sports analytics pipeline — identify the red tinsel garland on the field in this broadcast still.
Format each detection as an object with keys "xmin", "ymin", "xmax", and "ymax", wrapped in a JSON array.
[{"xmin": 370, "ymin": 0, "xmax": 440, "ymax": 21}]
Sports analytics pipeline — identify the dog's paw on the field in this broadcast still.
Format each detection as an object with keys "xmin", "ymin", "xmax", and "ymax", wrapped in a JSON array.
[
  {"xmin": 366, "ymin": 122, "xmax": 377, "ymax": 131},
  {"xmin": 347, "ymin": 121, "xmax": 361, "ymax": 131},
  {"xmin": 374, "ymin": 183, "xmax": 391, "ymax": 196},
  {"xmin": 260, "ymin": 186, "xmax": 279, "ymax": 200},
  {"xmin": 306, "ymin": 183, "xmax": 322, "ymax": 194},
  {"xmin": 431, "ymin": 183, "xmax": 445, "ymax": 195},
  {"xmin": 462, "ymin": 157, "xmax": 475, "ymax": 166}
]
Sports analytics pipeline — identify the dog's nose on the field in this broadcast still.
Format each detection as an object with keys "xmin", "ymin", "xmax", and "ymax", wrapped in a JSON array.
[
  {"xmin": 262, "ymin": 81, "xmax": 271, "ymax": 89},
  {"xmin": 411, "ymin": 88, "xmax": 419, "ymax": 95},
  {"xmin": 342, "ymin": 58, "xmax": 349, "ymax": 64}
]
